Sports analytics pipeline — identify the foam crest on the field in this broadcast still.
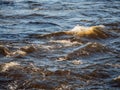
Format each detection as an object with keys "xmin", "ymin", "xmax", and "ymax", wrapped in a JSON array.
[
  {"xmin": 49, "ymin": 40, "xmax": 79, "ymax": 46},
  {"xmin": 0, "ymin": 62, "xmax": 20, "ymax": 72},
  {"xmin": 0, "ymin": 45, "xmax": 37, "ymax": 57},
  {"xmin": 66, "ymin": 25, "xmax": 109, "ymax": 38}
]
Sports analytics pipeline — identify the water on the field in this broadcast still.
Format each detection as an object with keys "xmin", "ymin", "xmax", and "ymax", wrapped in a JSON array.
[{"xmin": 0, "ymin": 0, "xmax": 120, "ymax": 89}]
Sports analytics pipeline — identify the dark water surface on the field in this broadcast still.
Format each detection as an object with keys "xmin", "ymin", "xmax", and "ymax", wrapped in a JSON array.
[{"xmin": 0, "ymin": 0, "xmax": 120, "ymax": 89}]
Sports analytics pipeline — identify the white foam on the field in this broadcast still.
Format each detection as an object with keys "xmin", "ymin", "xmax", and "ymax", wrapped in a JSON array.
[
  {"xmin": 70, "ymin": 25, "xmax": 105, "ymax": 32},
  {"xmin": 1, "ymin": 62, "xmax": 20, "ymax": 72},
  {"xmin": 70, "ymin": 25, "xmax": 89, "ymax": 32}
]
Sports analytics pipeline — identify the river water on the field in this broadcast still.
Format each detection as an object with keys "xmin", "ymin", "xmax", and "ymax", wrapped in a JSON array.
[{"xmin": 0, "ymin": 0, "xmax": 120, "ymax": 90}]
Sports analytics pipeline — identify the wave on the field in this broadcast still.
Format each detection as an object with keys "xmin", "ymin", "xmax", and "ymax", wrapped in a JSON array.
[
  {"xmin": 0, "ymin": 13, "xmax": 45, "ymax": 19},
  {"xmin": 0, "ymin": 45, "xmax": 36, "ymax": 58},
  {"xmin": 0, "ymin": 61, "xmax": 118, "ymax": 89},
  {"xmin": 29, "ymin": 25, "xmax": 112, "ymax": 39},
  {"xmin": 63, "ymin": 42, "xmax": 110, "ymax": 59},
  {"xmin": 0, "ymin": 62, "xmax": 20, "ymax": 72},
  {"xmin": 0, "ymin": 45, "xmax": 11, "ymax": 56},
  {"xmin": 0, "ymin": 61, "xmax": 71, "ymax": 89},
  {"xmin": 66, "ymin": 25, "xmax": 110, "ymax": 39},
  {"xmin": 111, "ymin": 76, "xmax": 120, "ymax": 87},
  {"xmin": 28, "ymin": 21, "xmax": 60, "ymax": 26}
]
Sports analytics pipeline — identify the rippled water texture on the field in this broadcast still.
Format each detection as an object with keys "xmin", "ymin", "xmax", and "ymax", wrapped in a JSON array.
[{"xmin": 0, "ymin": 0, "xmax": 120, "ymax": 90}]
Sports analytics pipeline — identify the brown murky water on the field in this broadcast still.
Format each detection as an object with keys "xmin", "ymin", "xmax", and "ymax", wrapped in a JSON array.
[{"xmin": 0, "ymin": 0, "xmax": 120, "ymax": 90}]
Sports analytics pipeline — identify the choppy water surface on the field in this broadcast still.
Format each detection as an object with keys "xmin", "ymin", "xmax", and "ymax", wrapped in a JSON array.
[{"xmin": 0, "ymin": 0, "xmax": 120, "ymax": 89}]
